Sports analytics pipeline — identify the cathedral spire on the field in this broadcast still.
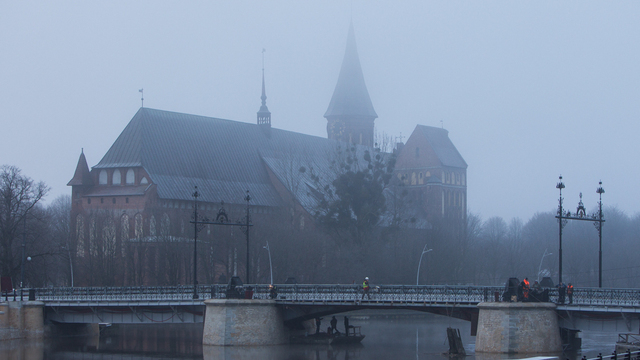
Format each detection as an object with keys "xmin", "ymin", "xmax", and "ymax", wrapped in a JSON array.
[
  {"xmin": 257, "ymin": 49, "xmax": 271, "ymax": 131},
  {"xmin": 325, "ymin": 22, "xmax": 377, "ymax": 146}
]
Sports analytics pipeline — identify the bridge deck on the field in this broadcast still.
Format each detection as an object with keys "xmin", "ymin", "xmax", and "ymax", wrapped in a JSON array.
[{"xmin": 4, "ymin": 284, "xmax": 639, "ymax": 324}]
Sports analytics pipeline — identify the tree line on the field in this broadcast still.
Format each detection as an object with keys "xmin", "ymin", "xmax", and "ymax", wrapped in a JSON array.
[{"xmin": 2, "ymin": 163, "xmax": 639, "ymax": 289}]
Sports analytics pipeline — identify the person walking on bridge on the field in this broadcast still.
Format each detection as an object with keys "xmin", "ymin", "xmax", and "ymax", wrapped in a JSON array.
[
  {"xmin": 362, "ymin": 277, "xmax": 371, "ymax": 300},
  {"xmin": 567, "ymin": 283, "xmax": 573, "ymax": 304}
]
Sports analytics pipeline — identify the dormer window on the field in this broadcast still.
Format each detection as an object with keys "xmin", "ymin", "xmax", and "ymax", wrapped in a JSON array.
[
  {"xmin": 99, "ymin": 170, "xmax": 107, "ymax": 185},
  {"xmin": 113, "ymin": 169, "xmax": 121, "ymax": 185},
  {"xmin": 140, "ymin": 177, "xmax": 148, "ymax": 185},
  {"xmin": 126, "ymin": 169, "xmax": 135, "ymax": 185}
]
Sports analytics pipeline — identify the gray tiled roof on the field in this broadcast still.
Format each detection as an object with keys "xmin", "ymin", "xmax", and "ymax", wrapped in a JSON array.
[
  {"xmin": 417, "ymin": 125, "xmax": 467, "ymax": 169},
  {"xmin": 94, "ymin": 108, "xmax": 345, "ymax": 208}
]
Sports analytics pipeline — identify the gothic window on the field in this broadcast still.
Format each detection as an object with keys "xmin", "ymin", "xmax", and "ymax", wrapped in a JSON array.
[
  {"xmin": 89, "ymin": 217, "xmax": 97, "ymax": 256},
  {"xmin": 134, "ymin": 213, "xmax": 143, "ymax": 239},
  {"xmin": 140, "ymin": 177, "xmax": 148, "ymax": 185},
  {"xmin": 102, "ymin": 217, "xmax": 116, "ymax": 256},
  {"xmin": 76, "ymin": 214, "xmax": 85, "ymax": 257},
  {"xmin": 161, "ymin": 213, "xmax": 170, "ymax": 236},
  {"xmin": 113, "ymin": 169, "xmax": 121, "ymax": 185},
  {"xmin": 150, "ymin": 215, "xmax": 156, "ymax": 237},
  {"xmin": 426, "ymin": 171, "xmax": 431, "ymax": 178},
  {"xmin": 461, "ymin": 174, "xmax": 466, "ymax": 186},
  {"xmin": 411, "ymin": 172, "xmax": 416, "ymax": 185},
  {"xmin": 419, "ymin": 172, "xmax": 424, "ymax": 185},
  {"xmin": 99, "ymin": 170, "xmax": 107, "ymax": 185},
  {"xmin": 126, "ymin": 169, "xmax": 135, "ymax": 184},
  {"xmin": 121, "ymin": 214, "xmax": 129, "ymax": 257}
]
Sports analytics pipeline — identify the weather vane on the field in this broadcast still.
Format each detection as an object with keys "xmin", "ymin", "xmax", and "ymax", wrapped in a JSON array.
[{"xmin": 139, "ymin": 88, "xmax": 144, "ymax": 108}]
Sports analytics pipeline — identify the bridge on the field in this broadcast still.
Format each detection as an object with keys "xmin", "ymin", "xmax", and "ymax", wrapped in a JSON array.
[{"xmin": 8, "ymin": 284, "xmax": 640, "ymax": 332}]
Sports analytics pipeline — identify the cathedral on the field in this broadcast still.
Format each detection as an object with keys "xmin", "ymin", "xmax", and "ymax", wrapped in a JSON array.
[{"xmin": 68, "ymin": 24, "xmax": 467, "ymax": 285}]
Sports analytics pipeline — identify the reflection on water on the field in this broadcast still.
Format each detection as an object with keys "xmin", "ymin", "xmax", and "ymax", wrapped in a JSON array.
[{"xmin": 0, "ymin": 311, "xmax": 621, "ymax": 360}]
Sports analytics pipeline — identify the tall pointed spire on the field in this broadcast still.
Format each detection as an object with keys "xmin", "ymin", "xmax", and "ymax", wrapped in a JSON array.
[
  {"xmin": 257, "ymin": 49, "xmax": 271, "ymax": 131},
  {"xmin": 325, "ymin": 22, "xmax": 377, "ymax": 146}
]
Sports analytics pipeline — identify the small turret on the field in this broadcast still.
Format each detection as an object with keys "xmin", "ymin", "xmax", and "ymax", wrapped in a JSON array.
[{"xmin": 68, "ymin": 149, "xmax": 93, "ymax": 186}]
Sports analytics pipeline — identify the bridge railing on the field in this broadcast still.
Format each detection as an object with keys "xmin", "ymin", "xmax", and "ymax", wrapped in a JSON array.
[{"xmin": 29, "ymin": 284, "xmax": 640, "ymax": 307}]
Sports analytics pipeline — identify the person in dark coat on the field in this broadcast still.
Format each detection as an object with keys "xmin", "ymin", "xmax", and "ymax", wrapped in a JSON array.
[
  {"xmin": 344, "ymin": 316, "xmax": 351, "ymax": 336},
  {"xmin": 557, "ymin": 282, "xmax": 566, "ymax": 304},
  {"xmin": 315, "ymin": 317, "xmax": 323, "ymax": 334},
  {"xmin": 330, "ymin": 316, "xmax": 338, "ymax": 334}
]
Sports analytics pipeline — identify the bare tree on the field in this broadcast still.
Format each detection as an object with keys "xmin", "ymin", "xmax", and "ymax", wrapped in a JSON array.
[{"xmin": 0, "ymin": 165, "xmax": 49, "ymax": 284}]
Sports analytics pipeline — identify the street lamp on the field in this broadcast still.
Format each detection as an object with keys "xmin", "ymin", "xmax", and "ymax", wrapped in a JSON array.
[
  {"xmin": 263, "ymin": 241, "xmax": 273, "ymax": 285},
  {"xmin": 537, "ymin": 248, "xmax": 552, "ymax": 281},
  {"xmin": 416, "ymin": 244, "xmax": 433, "ymax": 285}
]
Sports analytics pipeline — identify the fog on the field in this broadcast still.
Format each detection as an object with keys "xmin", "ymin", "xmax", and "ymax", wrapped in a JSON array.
[{"xmin": 1, "ymin": 1, "xmax": 639, "ymax": 222}]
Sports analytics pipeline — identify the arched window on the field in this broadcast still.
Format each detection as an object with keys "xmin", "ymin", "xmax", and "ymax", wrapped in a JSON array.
[
  {"xmin": 76, "ymin": 214, "xmax": 85, "ymax": 257},
  {"xmin": 134, "ymin": 213, "xmax": 143, "ymax": 239},
  {"xmin": 102, "ymin": 217, "xmax": 116, "ymax": 255},
  {"xmin": 140, "ymin": 177, "xmax": 148, "ymax": 185},
  {"xmin": 112, "ymin": 169, "xmax": 121, "ymax": 185},
  {"xmin": 411, "ymin": 172, "xmax": 417, "ymax": 185},
  {"xmin": 99, "ymin": 170, "xmax": 108, "ymax": 185},
  {"xmin": 150, "ymin": 215, "xmax": 156, "ymax": 237},
  {"xmin": 126, "ymin": 169, "xmax": 135, "ymax": 185},
  {"xmin": 121, "ymin": 214, "xmax": 129, "ymax": 257},
  {"xmin": 89, "ymin": 217, "xmax": 97, "ymax": 256},
  {"xmin": 161, "ymin": 213, "xmax": 170, "ymax": 236}
]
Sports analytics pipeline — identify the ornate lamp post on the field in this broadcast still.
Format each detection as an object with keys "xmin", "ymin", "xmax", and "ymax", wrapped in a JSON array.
[
  {"xmin": 192, "ymin": 187, "xmax": 201, "ymax": 299},
  {"xmin": 190, "ymin": 186, "xmax": 253, "ymax": 293},
  {"xmin": 555, "ymin": 176, "xmax": 605, "ymax": 287},
  {"xmin": 244, "ymin": 191, "xmax": 251, "ymax": 284},
  {"xmin": 416, "ymin": 244, "xmax": 433, "ymax": 285}
]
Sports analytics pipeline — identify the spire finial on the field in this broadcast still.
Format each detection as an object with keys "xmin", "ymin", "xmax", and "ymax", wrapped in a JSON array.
[
  {"xmin": 139, "ymin": 88, "xmax": 144, "ymax": 107},
  {"xmin": 257, "ymin": 49, "xmax": 271, "ymax": 130}
]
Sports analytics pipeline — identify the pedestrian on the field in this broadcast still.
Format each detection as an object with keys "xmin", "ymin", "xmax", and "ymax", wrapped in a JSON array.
[
  {"xmin": 567, "ymin": 283, "xmax": 574, "ymax": 304},
  {"xmin": 344, "ymin": 316, "xmax": 351, "ymax": 336},
  {"xmin": 557, "ymin": 282, "xmax": 566, "ymax": 304},
  {"xmin": 362, "ymin": 277, "xmax": 370, "ymax": 300},
  {"xmin": 330, "ymin": 316, "xmax": 338, "ymax": 334},
  {"xmin": 523, "ymin": 278, "xmax": 530, "ymax": 301},
  {"xmin": 315, "ymin": 317, "xmax": 322, "ymax": 334}
]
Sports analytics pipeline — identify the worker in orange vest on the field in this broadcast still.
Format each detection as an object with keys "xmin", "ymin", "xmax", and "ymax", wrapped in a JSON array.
[
  {"xmin": 567, "ymin": 283, "xmax": 574, "ymax": 304},
  {"xmin": 523, "ymin": 278, "xmax": 530, "ymax": 300}
]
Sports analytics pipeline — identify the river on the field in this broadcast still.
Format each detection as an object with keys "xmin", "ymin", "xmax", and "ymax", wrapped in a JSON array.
[{"xmin": 0, "ymin": 311, "xmax": 620, "ymax": 360}]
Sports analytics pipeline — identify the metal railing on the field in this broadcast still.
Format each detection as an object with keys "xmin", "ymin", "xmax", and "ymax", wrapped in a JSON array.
[
  {"xmin": 585, "ymin": 350, "xmax": 640, "ymax": 360},
  {"xmin": 15, "ymin": 284, "xmax": 640, "ymax": 308}
]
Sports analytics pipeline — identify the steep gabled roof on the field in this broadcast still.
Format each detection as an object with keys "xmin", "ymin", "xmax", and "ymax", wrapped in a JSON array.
[
  {"xmin": 93, "ymin": 108, "xmax": 343, "ymax": 208},
  {"xmin": 417, "ymin": 125, "xmax": 467, "ymax": 169},
  {"xmin": 324, "ymin": 23, "xmax": 377, "ymax": 119}
]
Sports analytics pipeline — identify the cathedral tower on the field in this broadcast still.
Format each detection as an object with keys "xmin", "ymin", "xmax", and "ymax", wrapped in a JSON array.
[{"xmin": 325, "ymin": 23, "xmax": 377, "ymax": 147}]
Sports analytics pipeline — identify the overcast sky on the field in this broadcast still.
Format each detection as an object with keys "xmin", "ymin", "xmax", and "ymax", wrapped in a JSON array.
[{"xmin": 1, "ymin": 1, "xmax": 638, "ymax": 223}]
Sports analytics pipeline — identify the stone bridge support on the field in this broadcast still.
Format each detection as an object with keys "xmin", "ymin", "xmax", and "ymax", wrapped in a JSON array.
[
  {"xmin": 0, "ymin": 301, "xmax": 45, "ymax": 341},
  {"xmin": 203, "ymin": 299, "xmax": 288, "ymax": 346},
  {"xmin": 475, "ymin": 302, "xmax": 561, "ymax": 354}
]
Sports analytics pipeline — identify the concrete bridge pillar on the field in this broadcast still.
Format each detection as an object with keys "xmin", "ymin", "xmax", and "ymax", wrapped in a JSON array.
[
  {"xmin": 0, "ymin": 301, "xmax": 45, "ymax": 340},
  {"xmin": 475, "ymin": 302, "xmax": 561, "ymax": 354},
  {"xmin": 203, "ymin": 299, "xmax": 288, "ymax": 346}
]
